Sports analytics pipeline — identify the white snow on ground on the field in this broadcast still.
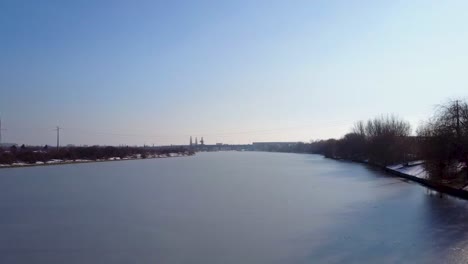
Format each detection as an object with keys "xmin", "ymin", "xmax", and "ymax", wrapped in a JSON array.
[
  {"xmin": 396, "ymin": 164, "xmax": 429, "ymax": 179},
  {"xmin": 387, "ymin": 164, "xmax": 404, "ymax": 170},
  {"xmin": 387, "ymin": 162, "xmax": 429, "ymax": 179},
  {"xmin": 408, "ymin": 160, "xmax": 425, "ymax": 166},
  {"xmin": 46, "ymin": 159, "xmax": 63, "ymax": 164},
  {"xmin": 0, "ymin": 154, "xmax": 188, "ymax": 168}
]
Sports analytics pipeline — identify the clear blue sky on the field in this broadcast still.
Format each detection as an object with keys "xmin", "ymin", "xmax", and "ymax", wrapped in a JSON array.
[{"xmin": 1, "ymin": 0, "xmax": 468, "ymax": 146}]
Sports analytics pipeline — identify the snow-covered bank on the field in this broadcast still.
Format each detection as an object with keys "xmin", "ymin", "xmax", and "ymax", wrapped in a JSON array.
[
  {"xmin": 387, "ymin": 161, "xmax": 428, "ymax": 179},
  {"xmin": 381, "ymin": 160, "xmax": 468, "ymax": 200},
  {"xmin": 325, "ymin": 155, "xmax": 468, "ymax": 199},
  {"xmin": 387, "ymin": 161, "xmax": 467, "ymax": 183},
  {"xmin": 0, "ymin": 153, "xmax": 192, "ymax": 169}
]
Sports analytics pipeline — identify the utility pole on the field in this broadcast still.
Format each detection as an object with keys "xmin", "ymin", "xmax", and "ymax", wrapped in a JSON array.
[
  {"xmin": 456, "ymin": 100, "xmax": 461, "ymax": 140},
  {"xmin": 0, "ymin": 115, "xmax": 3, "ymax": 146},
  {"xmin": 0, "ymin": 115, "xmax": 6, "ymax": 147},
  {"xmin": 55, "ymin": 126, "xmax": 62, "ymax": 151}
]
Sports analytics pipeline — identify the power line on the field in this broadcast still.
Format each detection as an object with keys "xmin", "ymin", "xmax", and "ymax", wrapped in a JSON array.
[
  {"xmin": 62, "ymin": 120, "xmax": 354, "ymax": 139},
  {"xmin": 0, "ymin": 119, "xmax": 355, "ymax": 145}
]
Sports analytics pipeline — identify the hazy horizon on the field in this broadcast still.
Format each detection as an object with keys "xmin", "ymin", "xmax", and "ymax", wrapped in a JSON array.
[{"xmin": 2, "ymin": 0, "xmax": 468, "ymax": 146}]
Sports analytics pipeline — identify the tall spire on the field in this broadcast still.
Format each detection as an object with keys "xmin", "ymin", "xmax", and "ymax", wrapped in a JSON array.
[
  {"xmin": 195, "ymin": 137, "xmax": 198, "ymax": 146},
  {"xmin": 190, "ymin": 136, "xmax": 193, "ymax": 146},
  {"xmin": 200, "ymin": 137, "xmax": 204, "ymax": 145}
]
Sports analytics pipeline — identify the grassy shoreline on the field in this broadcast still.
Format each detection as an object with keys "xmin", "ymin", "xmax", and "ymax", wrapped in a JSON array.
[{"xmin": 0, "ymin": 154, "xmax": 193, "ymax": 170}]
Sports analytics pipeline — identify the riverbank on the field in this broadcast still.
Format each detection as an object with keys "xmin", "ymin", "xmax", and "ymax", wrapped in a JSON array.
[
  {"xmin": 330, "ymin": 157, "xmax": 468, "ymax": 200},
  {"xmin": 0, "ymin": 153, "xmax": 193, "ymax": 170},
  {"xmin": 383, "ymin": 164, "xmax": 468, "ymax": 199}
]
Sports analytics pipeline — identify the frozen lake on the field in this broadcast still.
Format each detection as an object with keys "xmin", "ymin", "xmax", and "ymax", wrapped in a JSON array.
[{"xmin": 1, "ymin": 151, "xmax": 468, "ymax": 263}]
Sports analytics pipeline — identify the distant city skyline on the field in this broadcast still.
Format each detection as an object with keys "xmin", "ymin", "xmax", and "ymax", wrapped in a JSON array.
[{"xmin": 1, "ymin": 1, "xmax": 468, "ymax": 146}]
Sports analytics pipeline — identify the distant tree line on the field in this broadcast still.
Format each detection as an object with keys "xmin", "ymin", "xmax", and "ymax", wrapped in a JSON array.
[
  {"xmin": 259, "ymin": 99, "xmax": 468, "ymax": 182},
  {"xmin": 311, "ymin": 115, "xmax": 414, "ymax": 166},
  {"xmin": 0, "ymin": 145, "xmax": 194, "ymax": 165},
  {"xmin": 257, "ymin": 115, "xmax": 413, "ymax": 166}
]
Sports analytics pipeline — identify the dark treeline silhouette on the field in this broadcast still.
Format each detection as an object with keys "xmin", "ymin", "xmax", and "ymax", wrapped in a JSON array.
[
  {"xmin": 261, "ymin": 99, "xmax": 468, "ymax": 183},
  {"xmin": 313, "ymin": 115, "xmax": 414, "ymax": 165},
  {"xmin": 261, "ymin": 115, "xmax": 414, "ymax": 166},
  {"xmin": 250, "ymin": 142, "xmax": 313, "ymax": 153},
  {"xmin": 0, "ymin": 145, "xmax": 194, "ymax": 165},
  {"xmin": 417, "ymin": 100, "xmax": 468, "ymax": 182}
]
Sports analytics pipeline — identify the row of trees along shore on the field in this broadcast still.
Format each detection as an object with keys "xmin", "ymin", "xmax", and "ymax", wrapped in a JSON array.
[
  {"xmin": 276, "ymin": 99, "xmax": 468, "ymax": 184},
  {"xmin": 0, "ymin": 145, "xmax": 194, "ymax": 165}
]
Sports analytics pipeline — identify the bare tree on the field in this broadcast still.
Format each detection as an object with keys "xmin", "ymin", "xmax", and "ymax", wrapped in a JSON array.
[
  {"xmin": 364, "ymin": 115, "xmax": 411, "ymax": 165},
  {"xmin": 352, "ymin": 120, "xmax": 366, "ymax": 137},
  {"xmin": 418, "ymin": 99, "xmax": 468, "ymax": 181}
]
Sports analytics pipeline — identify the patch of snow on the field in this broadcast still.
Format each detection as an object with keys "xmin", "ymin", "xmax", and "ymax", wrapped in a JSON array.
[
  {"xmin": 396, "ymin": 164, "xmax": 428, "ymax": 179},
  {"xmin": 387, "ymin": 164, "xmax": 404, "ymax": 170},
  {"xmin": 456, "ymin": 162, "xmax": 466, "ymax": 172},
  {"xmin": 47, "ymin": 159, "xmax": 63, "ymax": 164},
  {"xmin": 407, "ymin": 160, "xmax": 425, "ymax": 166},
  {"xmin": 387, "ymin": 163, "xmax": 429, "ymax": 179}
]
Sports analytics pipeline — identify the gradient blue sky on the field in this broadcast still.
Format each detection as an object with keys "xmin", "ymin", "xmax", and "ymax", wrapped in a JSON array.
[{"xmin": 1, "ymin": 0, "xmax": 468, "ymax": 146}]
